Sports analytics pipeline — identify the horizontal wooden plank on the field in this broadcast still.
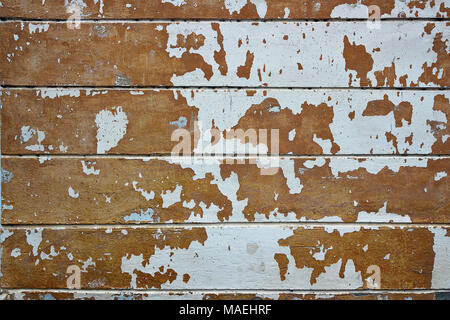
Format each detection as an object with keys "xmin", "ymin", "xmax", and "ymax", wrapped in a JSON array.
[
  {"xmin": 1, "ymin": 89, "xmax": 448, "ymax": 155},
  {"xmin": 1, "ymin": 290, "xmax": 445, "ymax": 300},
  {"xmin": 1, "ymin": 21, "xmax": 448, "ymax": 87},
  {"xmin": 1, "ymin": 225, "xmax": 449, "ymax": 289},
  {"xmin": 1, "ymin": 157, "xmax": 448, "ymax": 224},
  {"xmin": 0, "ymin": 0, "xmax": 448, "ymax": 19}
]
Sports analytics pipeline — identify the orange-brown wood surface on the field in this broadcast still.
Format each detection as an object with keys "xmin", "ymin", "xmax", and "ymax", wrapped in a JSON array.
[
  {"xmin": 1, "ymin": 89, "xmax": 449, "ymax": 155},
  {"xmin": 0, "ymin": 0, "xmax": 448, "ymax": 19},
  {"xmin": 1, "ymin": 21, "xmax": 448, "ymax": 87},
  {"xmin": 1, "ymin": 157, "xmax": 449, "ymax": 224},
  {"xmin": 1, "ymin": 226, "xmax": 448, "ymax": 290},
  {"xmin": 1, "ymin": 0, "xmax": 449, "ymax": 301},
  {"xmin": 0, "ymin": 290, "xmax": 444, "ymax": 300}
]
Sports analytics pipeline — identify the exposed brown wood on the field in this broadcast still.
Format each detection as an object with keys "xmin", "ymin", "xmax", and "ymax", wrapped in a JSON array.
[
  {"xmin": 1, "ymin": 225, "xmax": 448, "ymax": 289},
  {"xmin": 1, "ymin": 157, "xmax": 448, "ymax": 224},
  {"xmin": 0, "ymin": 21, "xmax": 447, "ymax": 87},
  {"xmin": 0, "ymin": 0, "xmax": 448, "ymax": 19},
  {"xmin": 1, "ymin": 89, "xmax": 448, "ymax": 155},
  {"xmin": 0, "ymin": 290, "xmax": 443, "ymax": 300}
]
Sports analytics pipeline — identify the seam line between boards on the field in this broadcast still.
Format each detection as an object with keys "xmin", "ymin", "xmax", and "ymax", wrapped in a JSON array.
[
  {"xmin": 2, "ymin": 288, "xmax": 450, "ymax": 293},
  {"xmin": 1, "ymin": 18, "xmax": 450, "ymax": 22},
  {"xmin": 2, "ymin": 223, "xmax": 450, "ymax": 229},
  {"xmin": 1, "ymin": 86, "xmax": 450, "ymax": 90},
  {"xmin": 2, "ymin": 154, "xmax": 450, "ymax": 158}
]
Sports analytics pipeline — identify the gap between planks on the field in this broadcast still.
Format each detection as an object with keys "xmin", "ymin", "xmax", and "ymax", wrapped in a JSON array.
[
  {"xmin": 3, "ymin": 289, "xmax": 450, "ymax": 293},
  {"xmin": 2, "ymin": 223, "xmax": 450, "ymax": 229},
  {"xmin": 1, "ymin": 86, "xmax": 450, "ymax": 90},
  {"xmin": 2, "ymin": 155, "xmax": 450, "ymax": 158},
  {"xmin": 1, "ymin": 18, "xmax": 450, "ymax": 22}
]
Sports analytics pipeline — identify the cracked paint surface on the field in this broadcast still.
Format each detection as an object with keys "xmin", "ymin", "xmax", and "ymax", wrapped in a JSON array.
[
  {"xmin": 0, "ymin": 21, "xmax": 448, "ymax": 87},
  {"xmin": 1, "ymin": 157, "xmax": 448, "ymax": 224},
  {"xmin": 0, "ymin": 226, "xmax": 448, "ymax": 290},
  {"xmin": 0, "ymin": 0, "xmax": 448, "ymax": 19},
  {"xmin": 0, "ymin": 0, "xmax": 449, "ymax": 301},
  {"xmin": 1, "ymin": 89, "xmax": 448, "ymax": 155}
]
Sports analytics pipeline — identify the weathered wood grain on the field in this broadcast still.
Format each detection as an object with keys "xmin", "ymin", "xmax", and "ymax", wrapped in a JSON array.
[
  {"xmin": 1, "ymin": 225, "xmax": 448, "ymax": 289},
  {"xmin": 1, "ymin": 290, "xmax": 444, "ymax": 300},
  {"xmin": 1, "ymin": 157, "xmax": 448, "ymax": 224},
  {"xmin": 0, "ymin": 0, "xmax": 448, "ymax": 19},
  {"xmin": 1, "ymin": 21, "xmax": 448, "ymax": 87},
  {"xmin": 1, "ymin": 89, "xmax": 448, "ymax": 155}
]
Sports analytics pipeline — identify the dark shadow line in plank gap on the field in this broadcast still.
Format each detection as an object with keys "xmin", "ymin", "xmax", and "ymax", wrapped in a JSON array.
[
  {"xmin": 1, "ymin": 86, "xmax": 449, "ymax": 91},
  {"xmin": 1, "ymin": 17, "xmax": 450, "ymax": 22},
  {"xmin": 2, "ymin": 222, "xmax": 450, "ymax": 228},
  {"xmin": 3, "ymin": 288, "xmax": 450, "ymax": 293},
  {"xmin": 2, "ymin": 154, "xmax": 450, "ymax": 158}
]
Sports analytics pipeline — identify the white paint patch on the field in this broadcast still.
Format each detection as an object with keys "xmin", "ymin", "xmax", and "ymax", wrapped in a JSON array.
[
  {"xmin": 430, "ymin": 227, "xmax": 450, "ymax": 288},
  {"xmin": 303, "ymin": 158, "xmax": 326, "ymax": 169},
  {"xmin": 81, "ymin": 160, "xmax": 100, "ymax": 175},
  {"xmin": 165, "ymin": 22, "xmax": 443, "ymax": 89},
  {"xmin": 95, "ymin": 106, "xmax": 128, "ymax": 153},
  {"xmin": 434, "ymin": 171, "xmax": 447, "ymax": 181},
  {"xmin": 331, "ymin": 1, "xmax": 449, "ymax": 19},
  {"xmin": 38, "ymin": 88, "xmax": 80, "ymax": 99},
  {"xmin": 20, "ymin": 126, "xmax": 46, "ymax": 152},
  {"xmin": 312, "ymin": 243, "xmax": 332, "ymax": 261},
  {"xmin": 356, "ymin": 202, "xmax": 411, "ymax": 223},
  {"xmin": 11, "ymin": 248, "xmax": 21, "ymax": 258},
  {"xmin": 173, "ymin": 90, "xmax": 446, "ymax": 155},
  {"xmin": 68, "ymin": 186, "xmax": 79, "ymax": 199},
  {"xmin": 132, "ymin": 226, "xmax": 363, "ymax": 289},
  {"xmin": 165, "ymin": 157, "xmax": 248, "ymax": 222},
  {"xmin": 25, "ymin": 228, "xmax": 43, "ymax": 256},
  {"xmin": 329, "ymin": 157, "xmax": 428, "ymax": 177},
  {"xmin": 249, "ymin": 0, "xmax": 267, "ymax": 18},
  {"xmin": 93, "ymin": 0, "xmax": 104, "ymax": 14},
  {"xmin": 124, "ymin": 208, "xmax": 157, "ymax": 223},
  {"xmin": 288, "ymin": 129, "xmax": 296, "ymax": 141},
  {"xmin": 161, "ymin": 0, "xmax": 186, "ymax": 6},
  {"xmin": 132, "ymin": 181, "xmax": 155, "ymax": 201},
  {"xmin": 161, "ymin": 185, "xmax": 183, "ymax": 208},
  {"xmin": 28, "ymin": 23, "xmax": 49, "ymax": 34},
  {"xmin": 183, "ymin": 199, "xmax": 196, "ymax": 209},
  {"xmin": 279, "ymin": 158, "xmax": 303, "ymax": 194},
  {"xmin": 224, "ymin": 0, "xmax": 247, "ymax": 15},
  {"xmin": 330, "ymin": 4, "xmax": 369, "ymax": 18},
  {"xmin": 40, "ymin": 245, "xmax": 60, "ymax": 260},
  {"xmin": 313, "ymin": 134, "xmax": 332, "ymax": 154},
  {"xmin": 80, "ymin": 257, "xmax": 96, "ymax": 272}
]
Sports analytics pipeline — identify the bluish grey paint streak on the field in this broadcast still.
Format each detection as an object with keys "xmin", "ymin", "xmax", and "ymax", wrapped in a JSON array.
[
  {"xmin": 170, "ymin": 116, "xmax": 188, "ymax": 129},
  {"xmin": 123, "ymin": 208, "xmax": 157, "ymax": 222}
]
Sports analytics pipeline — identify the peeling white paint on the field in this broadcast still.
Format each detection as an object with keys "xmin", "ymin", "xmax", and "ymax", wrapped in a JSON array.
[
  {"xmin": 434, "ymin": 171, "xmax": 447, "ymax": 181},
  {"xmin": 123, "ymin": 208, "xmax": 156, "ymax": 223},
  {"xmin": 161, "ymin": 0, "xmax": 186, "ymax": 6},
  {"xmin": 68, "ymin": 186, "xmax": 79, "ymax": 199},
  {"xmin": 25, "ymin": 228, "xmax": 43, "ymax": 256},
  {"xmin": 356, "ymin": 202, "xmax": 412, "ymax": 223},
  {"xmin": 28, "ymin": 23, "xmax": 49, "ymax": 34},
  {"xmin": 132, "ymin": 181, "xmax": 155, "ymax": 201},
  {"xmin": 11, "ymin": 248, "xmax": 21, "ymax": 258},
  {"xmin": 95, "ymin": 106, "xmax": 128, "ymax": 154},
  {"xmin": 81, "ymin": 160, "xmax": 100, "ymax": 175},
  {"xmin": 20, "ymin": 126, "xmax": 46, "ymax": 152},
  {"xmin": 161, "ymin": 184, "xmax": 182, "ymax": 208},
  {"xmin": 431, "ymin": 227, "xmax": 450, "ymax": 288}
]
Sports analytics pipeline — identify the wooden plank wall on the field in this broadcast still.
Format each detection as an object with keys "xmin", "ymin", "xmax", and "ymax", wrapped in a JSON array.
[{"xmin": 0, "ymin": 0, "xmax": 449, "ymax": 300}]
